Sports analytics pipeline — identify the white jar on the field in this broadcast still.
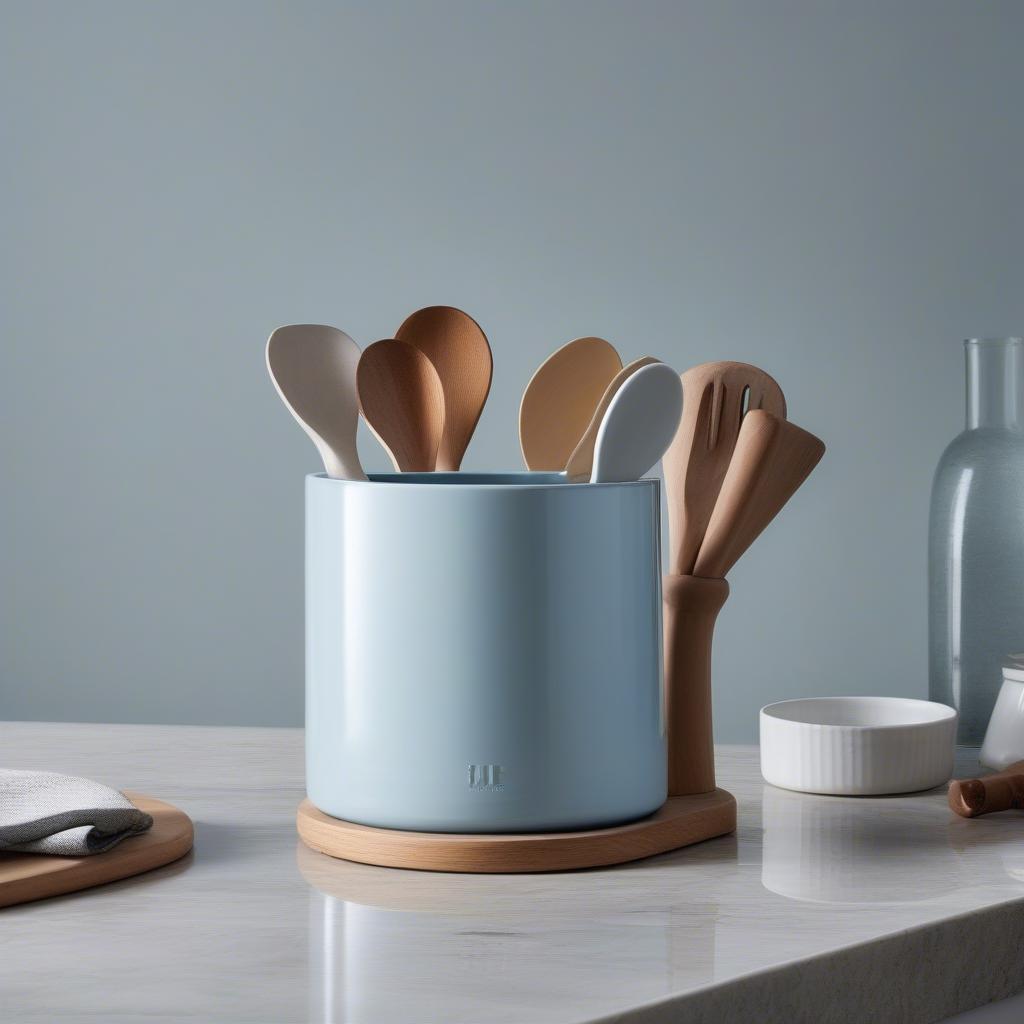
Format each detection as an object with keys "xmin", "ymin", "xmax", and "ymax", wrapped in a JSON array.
[{"xmin": 980, "ymin": 656, "xmax": 1024, "ymax": 770}]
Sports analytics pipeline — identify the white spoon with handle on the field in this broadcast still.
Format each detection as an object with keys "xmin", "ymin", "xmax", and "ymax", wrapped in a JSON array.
[
  {"xmin": 266, "ymin": 324, "xmax": 367, "ymax": 480},
  {"xmin": 589, "ymin": 361, "xmax": 683, "ymax": 483}
]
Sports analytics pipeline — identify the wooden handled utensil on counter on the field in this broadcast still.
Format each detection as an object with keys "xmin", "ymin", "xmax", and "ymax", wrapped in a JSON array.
[
  {"xmin": 662, "ymin": 362, "xmax": 824, "ymax": 796},
  {"xmin": 949, "ymin": 762, "xmax": 1024, "ymax": 818}
]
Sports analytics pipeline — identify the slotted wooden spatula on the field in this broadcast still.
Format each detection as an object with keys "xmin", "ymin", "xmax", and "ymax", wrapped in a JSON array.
[
  {"xmin": 693, "ymin": 410, "xmax": 825, "ymax": 579},
  {"xmin": 662, "ymin": 361, "xmax": 786, "ymax": 797},
  {"xmin": 663, "ymin": 362, "xmax": 786, "ymax": 574}
]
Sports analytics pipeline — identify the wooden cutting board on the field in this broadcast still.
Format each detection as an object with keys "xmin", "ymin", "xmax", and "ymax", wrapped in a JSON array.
[{"xmin": 0, "ymin": 793, "xmax": 193, "ymax": 909}]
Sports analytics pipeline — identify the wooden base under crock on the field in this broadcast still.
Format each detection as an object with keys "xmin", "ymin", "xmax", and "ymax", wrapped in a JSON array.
[{"xmin": 296, "ymin": 790, "xmax": 736, "ymax": 873}]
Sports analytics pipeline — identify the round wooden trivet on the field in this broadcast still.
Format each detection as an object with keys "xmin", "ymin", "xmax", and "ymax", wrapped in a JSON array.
[
  {"xmin": 0, "ymin": 793, "xmax": 194, "ymax": 908},
  {"xmin": 296, "ymin": 790, "xmax": 736, "ymax": 873}
]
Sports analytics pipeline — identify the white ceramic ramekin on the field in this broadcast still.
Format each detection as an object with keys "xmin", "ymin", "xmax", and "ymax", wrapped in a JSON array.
[{"xmin": 760, "ymin": 697, "xmax": 957, "ymax": 796}]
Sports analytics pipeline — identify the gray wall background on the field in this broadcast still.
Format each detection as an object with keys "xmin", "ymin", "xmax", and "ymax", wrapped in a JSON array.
[{"xmin": 3, "ymin": 0, "xmax": 1023, "ymax": 739}]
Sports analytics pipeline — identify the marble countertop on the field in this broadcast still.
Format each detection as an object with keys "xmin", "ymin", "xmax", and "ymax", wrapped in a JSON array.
[{"xmin": 3, "ymin": 723, "xmax": 1024, "ymax": 1023}]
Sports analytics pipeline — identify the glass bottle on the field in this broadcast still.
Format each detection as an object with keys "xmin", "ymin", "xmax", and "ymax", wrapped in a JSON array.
[{"xmin": 929, "ymin": 338, "xmax": 1024, "ymax": 743}]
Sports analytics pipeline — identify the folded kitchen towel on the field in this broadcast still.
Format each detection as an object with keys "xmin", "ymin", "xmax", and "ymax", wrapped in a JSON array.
[{"xmin": 0, "ymin": 770, "xmax": 153, "ymax": 856}]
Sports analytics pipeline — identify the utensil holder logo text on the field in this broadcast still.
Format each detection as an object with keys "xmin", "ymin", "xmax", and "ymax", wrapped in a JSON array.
[{"xmin": 468, "ymin": 764, "xmax": 504, "ymax": 791}]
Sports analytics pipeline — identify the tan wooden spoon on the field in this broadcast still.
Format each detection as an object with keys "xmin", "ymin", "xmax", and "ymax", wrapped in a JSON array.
[
  {"xmin": 395, "ymin": 306, "xmax": 492, "ymax": 471},
  {"xmin": 357, "ymin": 339, "xmax": 445, "ymax": 473},
  {"xmin": 266, "ymin": 324, "xmax": 366, "ymax": 480},
  {"xmin": 663, "ymin": 362, "xmax": 786, "ymax": 574},
  {"xmin": 564, "ymin": 357, "xmax": 658, "ymax": 481},
  {"xmin": 693, "ymin": 410, "xmax": 825, "ymax": 579},
  {"xmin": 518, "ymin": 337, "xmax": 622, "ymax": 470}
]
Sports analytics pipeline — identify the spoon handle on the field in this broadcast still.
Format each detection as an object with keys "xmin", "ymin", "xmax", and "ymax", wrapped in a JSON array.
[
  {"xmin": 663, "ymin": 574, "xmax": 729, "ymax": 796},
  {"xmin": 949, "ymin": 761, "xmax": 1024, "ymax": 817}
]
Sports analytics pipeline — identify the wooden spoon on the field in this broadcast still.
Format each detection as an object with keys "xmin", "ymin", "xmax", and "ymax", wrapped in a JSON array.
[
  {"xmin": 589, "ymin": 362, "xmax": 683, "ymax": 483},
  {"xmin": 266, "ymin": 324, "xmax": 366, "ymax": 480},
  {"xmin": 518, "ymin": 337, "xmax": 622, "ymax": 470},
  {"xmin": 357, "ymin": 339, "xmax": 445, "ymax": 472},
  {"xmin": 663, "ymin": 362, "xmax": 786, "ymax": 574},
  {"xmin": 693, "ymin": 411, "xmax": 825, "ymax": 579},
  {"xmin": 395, "ymin": 306, "xmax": 492, "ymax": 471},
  {"xmin": 949, "ymin": 761, "xmax": 1024, "ymax": 818},
  {"xmin": 564, "ymin": 357, "xmax": 658, "ymax": 481}
]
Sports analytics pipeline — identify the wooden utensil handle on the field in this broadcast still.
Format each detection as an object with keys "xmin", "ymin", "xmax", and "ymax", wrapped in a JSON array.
[
  {"xmin": 664, "ymin": 574, "xmax": 729, "ymax": 796},
  {"xmin": 949, "ymin": 760, "xmax": 1024, "ymax": 818}
]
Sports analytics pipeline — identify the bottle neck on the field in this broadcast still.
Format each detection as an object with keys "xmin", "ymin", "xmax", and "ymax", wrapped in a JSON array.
[{"xmin": 966, "ymin": 339, "xmax": 1024, "ymax": 430}]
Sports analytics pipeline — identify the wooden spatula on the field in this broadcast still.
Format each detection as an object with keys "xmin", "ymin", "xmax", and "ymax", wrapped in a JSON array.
[
  {"xmin": 693, "ymin": 411, "xmax": 825, "ymax": 579},
  {"xmin": 395, "ymin": 306, "xmax": 492, "ymax": 471},
  {"xmin": 357, "ymin": 339, "xmax": 445, "ymax": 472},
  {"xmin": 663, "ymin": 362, "xmax": 786, "ymax": 574},
  {"xmin": 519, "ymin": 337, "xmax": 622, "ymax": 471},
  {"xmin": 564, "ymin": 357, "xmax": 658, "ymax": 481}
]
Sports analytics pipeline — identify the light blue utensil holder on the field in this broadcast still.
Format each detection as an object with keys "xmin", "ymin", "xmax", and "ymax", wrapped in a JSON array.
[{"xmin": 305, "ymin": 472, "xmax": 666, "ymax": 833}]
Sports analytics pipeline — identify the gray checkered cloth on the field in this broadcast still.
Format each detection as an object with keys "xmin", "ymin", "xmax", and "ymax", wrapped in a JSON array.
[{"xmin": 0, "ymin": 770, "xmax": 153, "ymax": 856}]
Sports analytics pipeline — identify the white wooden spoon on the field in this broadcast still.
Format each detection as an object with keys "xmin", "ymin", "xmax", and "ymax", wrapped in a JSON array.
[
  {"xmin": 564, "ymin": 356, "xmax": 658, "ymax": 481},
  {"xmin": 589, "ymin": 362, "xmax": 683, "ymax": 483},
  {"xmin": 266, "ymin": 324, "xmax": 366, "ymax": 480}
]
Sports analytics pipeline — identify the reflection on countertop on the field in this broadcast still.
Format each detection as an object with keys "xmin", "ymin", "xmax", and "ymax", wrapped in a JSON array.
[
  {"xmin": 4, "ymin": 725, "xmax": 1024, "ymax": 1023},
  {"xmin": 298, "ymin": 747, "xmax": 1024, "ymax": 1023}
]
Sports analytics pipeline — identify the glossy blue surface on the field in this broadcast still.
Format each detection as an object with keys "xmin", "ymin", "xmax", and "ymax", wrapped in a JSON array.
[{"xmin": 305, "ymin": 472, "xmax": 666, "ymax": 832}]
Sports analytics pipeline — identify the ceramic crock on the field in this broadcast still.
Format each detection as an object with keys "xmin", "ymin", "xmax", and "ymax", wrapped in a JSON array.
[{"xmin": 305, "ymin": 472, "xmax": 666, "ymax": 833}]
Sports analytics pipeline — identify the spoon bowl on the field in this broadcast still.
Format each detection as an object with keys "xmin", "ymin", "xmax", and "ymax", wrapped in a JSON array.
[
  {"xmin": 519, "ymin": 337, "xmax": 622, "ymax": 471},
  {"xmin": 357, "ymin": 339, "xmax": 445, "ymax": 472},
  {"xmin": 589, "ymin": 362, "xmax": 683, "ymax": 483},
  {"xmin": 565, "ymin": 357, "xmax": 658, "ymax": 481},
  {"xmin": 396, "ymin": 306, "xmax": 492, "ymax": 471},
  {"xmin": 266, "ymin": 324, "xmax": 365, "ymax": 480}
]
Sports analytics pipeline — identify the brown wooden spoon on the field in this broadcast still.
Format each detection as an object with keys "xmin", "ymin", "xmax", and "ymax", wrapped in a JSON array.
[
  {"xmin": 395, "ymin": 306, "xmax": 492, "ymax": 471},
  {"xmin": 357, "ymin": 339, "xmax": 445, "ymax": 472}
]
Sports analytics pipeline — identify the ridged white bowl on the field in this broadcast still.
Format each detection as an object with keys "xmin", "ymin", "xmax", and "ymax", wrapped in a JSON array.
[{"xmin": 760, "ymin": 697, "xmax": 957, "ymax": 796}]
